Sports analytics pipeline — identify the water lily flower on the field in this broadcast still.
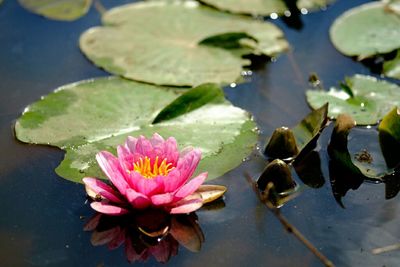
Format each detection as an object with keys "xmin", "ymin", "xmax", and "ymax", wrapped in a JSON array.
[{"xmin": 83, "ymin": 133, "xmax": 208, "ymax": 215}]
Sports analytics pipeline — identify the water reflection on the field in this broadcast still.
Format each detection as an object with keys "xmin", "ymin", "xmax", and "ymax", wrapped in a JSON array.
[{"xmin": 84, "ymin": 209, "xmax": 204, "ymax": 264}]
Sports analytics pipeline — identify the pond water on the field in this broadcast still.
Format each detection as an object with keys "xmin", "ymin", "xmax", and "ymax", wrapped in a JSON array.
[{"xmin": 1, "ymin": 0, "xmax": 399, "ymax": 266}]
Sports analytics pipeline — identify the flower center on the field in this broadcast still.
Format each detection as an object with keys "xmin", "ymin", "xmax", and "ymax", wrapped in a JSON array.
[{"xmin": 133, "ymin": 156, "xmax": 174, "ymax": 179}]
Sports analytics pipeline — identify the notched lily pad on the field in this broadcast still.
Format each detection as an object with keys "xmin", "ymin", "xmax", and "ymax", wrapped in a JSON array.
[
  {"xmin": 18, "ymin": 0, "xmax": 92, "ymax": 21},
  {"xmin": 79, "ymin": 0, "xmax": 288, "ymax": 86},
  {"xmin": 306, "ymin": 74, "xmax": 400, "ymax": 125},
  {"xmin": 264, "ymin": 103, "xmax": 328, "ymax": 160},
  {"xmin": 15, "ymin": 77, "xmax": 258, "ymax": 183},
  {"xmin": 330, "ymin": 2, "xmax": 400, "ymax": 59}
]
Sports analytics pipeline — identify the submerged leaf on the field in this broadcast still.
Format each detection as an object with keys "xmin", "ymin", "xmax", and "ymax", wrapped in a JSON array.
[
  {"xmin": 79, "ymin": 1, "xmax": 288, "ymax": 86},
  {"xmin": 15, "ymin": 78, "xmax": 258, "ymax": 183},
  {"xmin": 18, "ymin": 0, "xmax": 92, "ymax": 21},
  {"xmin": 306, "ymin": 75, "xmax": 400, "ymax": 125},
  {"xmin": 330, "ymin": 2, "xmax": 400, "ymax": 58}
]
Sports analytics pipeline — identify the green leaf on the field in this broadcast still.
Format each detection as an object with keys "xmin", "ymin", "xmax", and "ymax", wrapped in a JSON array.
[
  {"xmin": 292, "ymin": 103, "xmax": 328, "ymax": 153},
  {"xmin": 198, "ymin": 0, "xmax": 287, "ymax": 16},
  {"xmin": 328, "ymin": 113, "xmax": 398, "ymax": 181},
  {"xmin": 330, "ymin": 2, "xmax": 400, "ymax": 58},
  {"xmin": 15, "ymin": 77, "xmax": 258, "ymax": 183},
  {"xmin": 153, "ymin": 83, "xmax": 224, "ymax": 124},
  {"xmin": 18, "ymin": 0, "xmax": 91, "ymax": 21},
  {"xmin": 378, "ymin": 106, "xmax": 400, "ymax": 168},
  {"xmin": 306, "ymin": 74, "xmax": 400, "ymax": 125},
  {"xmin": 264, "ymin": 103, "xmax": 328, "ymax": 160},
  {"xmin": 79, "ymin": 1, "xmax": 288, "ymax": 86},
  {"xmin": 383, "ymin": 50, "xmax": 400, "ymax": 79}
]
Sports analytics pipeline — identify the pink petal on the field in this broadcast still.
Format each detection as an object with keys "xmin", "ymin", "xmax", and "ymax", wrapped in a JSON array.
[
  {"xmin": 161, "ymin": 137, "xmax": 179, "ymax": 165},
  {"xmin": 83, "ymin": 177, "xmax": 124, "ymax": 203},
  {"xmin": 126, "ymin": 188, "xmax": 151, "ymax": 209},
  {"xmin": 151, "ymin": 192, "xmax": 174, "ymax": 206},
  {"xmin": 135, "ymin": 175, "xmax": 164, "ymax": 196},
  {"xmin": 117, "ymin": 145, "xmax": 134, "ymax": 171},
  {"xmin": 96, "ymin": 151, "xmax": 129, "ymax": 195},
  {"xmin": 90, "ymin": 201, "xmax": 129, "ymax": 216},
  {"xmin": 176, "ymin": 148, "xmax": 202, "ymax": 184},
  {"xmin": 174, "ymin": 172, "xmax": 207, "ymax": 200},
  {"xmin": 163, "ymin": 169, "xmax": 185, "ymax": 192},
  {"xmin": 170, "ymin": 197, "xmax": 203, "ymax": 214},
  {"xmin": 135, "ymin": 136, "xmax": 155, "ymax": 158},
  {"xmin": 91, "ymin": 226, "xmax": 121, "ymax": 246},
  {"xmin": 125, "ymin": 136, "xmax": 138, "ymax": 154},
  {"xmin": 150, "ymin": 133, "xmax": 165, "ymax": 147}
]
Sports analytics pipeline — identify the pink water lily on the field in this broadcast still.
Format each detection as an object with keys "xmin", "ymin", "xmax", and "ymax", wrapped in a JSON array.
[{"xmin": 83, "ymin": 133, "xmax": 208, "ymax": 215}]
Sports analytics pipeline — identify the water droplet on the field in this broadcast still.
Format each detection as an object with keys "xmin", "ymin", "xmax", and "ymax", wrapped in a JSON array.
[
  {"xmin": 300, "ymin": 8, "xmax": 308, "ymax": 15},
  {"xmin": 270, "ymin": 13, "xmax": 278, "ymax": 19},
  {"xmin": 230, "ymin": 83, "xmax": 237, "ymax": 88},
  {"xmin": 284, "ymin": 10, "xmax": 291, "ymax": 17},
  {"xmin": 241, "ymin": 70, "xmax": 253, "ymax": 76},
  {"xmin": 271, "ymin": 57, "xmax": 277, "ymax": 63}
]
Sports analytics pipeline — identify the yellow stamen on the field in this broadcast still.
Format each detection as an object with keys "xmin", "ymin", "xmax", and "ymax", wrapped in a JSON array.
[{"xmin": 133, "ymin": 156, "xmax": 174, "ymax": 179}]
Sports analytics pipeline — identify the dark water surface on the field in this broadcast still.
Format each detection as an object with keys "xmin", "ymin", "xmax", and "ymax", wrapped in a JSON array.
[{"xmin": 1, "ymin": 0, "xmax": 399, "ymax": 266}]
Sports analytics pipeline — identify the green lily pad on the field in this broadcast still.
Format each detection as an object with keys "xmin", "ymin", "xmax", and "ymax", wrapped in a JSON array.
[
  {"xmin": 15, "ymin": 77, "xmax": 258, "ymax": 183},
  {"xmin": 296, "ymin": 0, "xmax": 334, "ymax": 11},
  {"xmin": 383, "ymin": 50, "xmax": 400, "ymax": 79},
  {"xmin": 306, "ymin": 75, "xmax": 400, "ymax": 125},
  {"xmin": 330, "ymin": 2, "xmax": 400, "ymax": 59},
  {"xmin": 18, "ymin": 0, "xmax": 92, "ymax": 21},
  {"xmin": 198, "ymin": 0, "xmax": 287, "ymax": 16},
  {"xmin": 79, "ymin": 1, "xmax": 288, "ymax": 86},
  {"xmin": 198, "ymin": 0, "xmax": 333, "ymax": 16}
]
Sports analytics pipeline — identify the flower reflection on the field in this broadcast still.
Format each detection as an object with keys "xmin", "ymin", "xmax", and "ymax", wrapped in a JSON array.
[{"xmin": 84, "ymin": 209, "xmax": 204, "ymax": 264}]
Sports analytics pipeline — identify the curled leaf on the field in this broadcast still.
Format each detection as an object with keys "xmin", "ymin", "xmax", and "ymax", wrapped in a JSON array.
[{"xmin": 196, "ymin": 185, "xmax": 227, "ymax": 204}]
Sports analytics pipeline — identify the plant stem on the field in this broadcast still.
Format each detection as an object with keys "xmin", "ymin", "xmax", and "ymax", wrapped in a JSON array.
[
  {"xmin": 93, "ymin": 0, "xmax": 106, "ymax": 15},
  {"xmin": 245, "ymin": 172, "xmax": 335, "ymax": 267}
]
